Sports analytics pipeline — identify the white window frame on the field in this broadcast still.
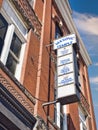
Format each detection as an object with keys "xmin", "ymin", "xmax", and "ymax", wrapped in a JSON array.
[
  {"xmin": 79, "ymin": 108, "xmax": 87, "ymax": 130},
  {"xmin": 0, "ymin": 0, "xmax": 27, "ymax": 81}
]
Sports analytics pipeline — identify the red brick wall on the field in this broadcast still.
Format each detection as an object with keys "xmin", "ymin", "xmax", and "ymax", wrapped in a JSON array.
[
  {"xmin": 34, "ymin": 0, "xmax": 53, "ymax": 119},
  {"xmin": 67, "ymin": 103, "xmax": 80, "ymax": 130},
  {"xmin": 0, "ymin": 0, "xmax": 3, "ymax": 8},
  {"xmin": 34, "ymin": 0, "xmax": 44, "ymax": 22},
  {"xmin": 22, "ymin": 30, "xmax": 40, "ymax": 96}
]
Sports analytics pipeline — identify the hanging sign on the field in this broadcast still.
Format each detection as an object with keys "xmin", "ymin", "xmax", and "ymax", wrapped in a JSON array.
[
  {"xmin": 53, "ymin": 34, "xmax": 76, "ymax": 50},
  {"xmin": 58, "ymin": 73, "xmax": 74, "ymax": 87},
  {"xmin": 55, "ymin": 34, "xmax": 80, "ymax": 105},
  {"xmin": 57, "ymin": 45, "xmax": 72, "ymax": 57},
  {"xmin": 57, "ymin": 54, "xmax": 73, "ymax": 66},
  {"xmin": 57, "ymin": 63, "xmax": 73, "ymax": 76}
]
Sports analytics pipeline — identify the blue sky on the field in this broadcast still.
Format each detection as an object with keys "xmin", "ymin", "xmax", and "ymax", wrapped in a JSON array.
[{"xmin": 69, "ymin": 0, "xmax": 98, "ymax": 129}]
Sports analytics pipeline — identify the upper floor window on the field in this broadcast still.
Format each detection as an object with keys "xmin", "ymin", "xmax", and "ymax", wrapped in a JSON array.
[
  {"xmin": 55, "ymin": 22, "xmax": 63, "ymax": 39},
  {"xmin": 6, "ymin": 33, "xmax": 22, "ymax": 74},
  {"xmin": 79, "ymin": 108, "xmax": 87, "ymax": 130},
  {"xmin": 0, "ymin": 14, "xmax": 8, "ymax": 55},
  {"xmin": 0, "ymin": 0, "xmax": 27, "ymax": 80}
]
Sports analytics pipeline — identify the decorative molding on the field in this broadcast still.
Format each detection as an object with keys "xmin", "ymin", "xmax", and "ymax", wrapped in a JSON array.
[
  {"xmin": 0, "ymin": 83, "xmax": 36, "ymax": 129},
  {"xmin": 11, "ymin": 0, "xmax": 42, "ymax": 38},
  {"xmin": 33, "ymin": 115, "xmax": 60, "ymax": 130},
  {"xmin": 0, "ymin": 74, "xmax": 34, "ymax": 114},
  {"xmin": 34, "ymin": 116, "xmax": 52, "ymax": 130},
  {"xmin": 0, "ymin": 61, "xmax": 36, "ymax": 104},
  {"xmin": 79, "ymin": 90, "xmax": 90, "ymax": 116}
]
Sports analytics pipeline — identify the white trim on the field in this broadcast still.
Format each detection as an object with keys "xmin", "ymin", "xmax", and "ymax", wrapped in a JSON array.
[
  {"xmin": 0, "ymin": 3, "xmax": 27, "ymax": 81},
  {"xmin": 63, "ymin": 105, "xmax": 67, "ymax": 130},
  {"xmin": 15, "ymin": 43, "xmax": 26, "ymax": 80},
  {"xmin": 56, "ymin": 102, "xmax": 61, "ymax": 128},
  {"xmin": 0, "ymin": 24, "xmax": 15, "ymax": 65},
  {"xmin": 54, "ymin": 0, "xmax": 92, "ymax": 66},
  {"xmin": 79, "ymin": 107, "xmax": 87, "ymax": 130},
  {"xmin": 3, "ymin": 0, "xmax": 27, "ymax": 33},
  {"xmin": 1, "ymin": 0, "xmax": 27, "ymax": 42},
  {"xmin": 0, "ymin": 9, "xmax": 26, "ymax": 43}
]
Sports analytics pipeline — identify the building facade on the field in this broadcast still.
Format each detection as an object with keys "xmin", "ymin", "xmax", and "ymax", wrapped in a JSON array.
[{"xmin": 0, "ymin": 0, "xmax": 97, "ymax": 130}]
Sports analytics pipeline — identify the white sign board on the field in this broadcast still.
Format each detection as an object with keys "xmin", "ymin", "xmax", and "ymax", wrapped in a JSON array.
[
  {"xmin": 53, "ymin": 34, "xmax": 76, "ymax": 50},
  {"xmin": 57, "ymin": 45, "xmax": 72, "ymax": 57},
  {"xmin": 58, "ymin": 73, "xmax": 74, "ymax": 87},
  {"xmin": 57, "ymin": 84, "xmax": 80, "ymax": 105},
  {"xmin": 57, "ymin": 54, "xmax": 73, "ymax": 66},
  {"xmin": 57, "ymin": 63, "xmax": 73, "ymax": 76},
  {"xmin": 55, "ymin": 35, "xmax": 80, "ymax": 105},
  {"xmin": 57, "ymin": 84, "xmax": 76, "ymax": 99}
]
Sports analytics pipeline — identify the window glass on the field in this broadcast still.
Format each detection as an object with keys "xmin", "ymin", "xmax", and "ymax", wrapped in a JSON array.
[
  {"xmin": 0, "ymin": 126, "xmax": 6, "ymax": 130},
  {"xmin": 60, "ymin": 113, "xmax": 63, "ymax": 129},
  {"xmin": 6, "ymin": 33, "xmax": 22, "ymax": 74},
  {"xmin": 0, "ymin": 14, "xmax": 8, "ymax": 55},
  {"xmin": 79, "ymin": 108, "xmax": 87, "ymax": 130},
  {"xmin": 55, "ymin": 22, "xmax": 63, "ymax": 39},
  {"xmin": 10, "ymin": 33, "xmax": 22, "ymax": 58},
  {"xmin": 6, "ymin": 52, "xmax": 17, "ymax": 74}
]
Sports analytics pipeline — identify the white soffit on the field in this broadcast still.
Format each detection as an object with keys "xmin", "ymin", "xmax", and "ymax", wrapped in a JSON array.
[{"xmin": 54, "ymin": 0, "xmax": 92, "ymax": 66}]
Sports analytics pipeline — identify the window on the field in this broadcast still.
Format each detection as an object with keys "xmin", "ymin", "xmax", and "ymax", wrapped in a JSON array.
[
  {"xmin": 6, "ymin": 33, "xmax": 22, "ymax": 74},
  {"xmin": 0, "ymin": 14, "xmax": 8, "ymax": 55},
  {"xmin": 0, "ymin": 0, "xmax": 27, "ymax": 80},
  {"xmin": 80, "ymin": 119, "xmax": 87, "ymax": 130},
  {"xmin": 55, "ymin": 22, "xmax": 63, "ymax": 39},
  {"xmin": 79, "ymin": 108, "xmax": 87, "ymax": 130},
  {"xmin": 0, "ymin": 13, "xmax": 25, "ymax": 78}
]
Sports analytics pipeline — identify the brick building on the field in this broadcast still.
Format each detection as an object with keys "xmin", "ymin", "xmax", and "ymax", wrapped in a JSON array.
[{"xmin": 0, "ymin": 0, "xmax": 97, "ymax": 130}]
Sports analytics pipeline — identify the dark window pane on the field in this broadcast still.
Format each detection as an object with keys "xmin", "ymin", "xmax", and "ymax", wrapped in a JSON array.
[
  {"xmin": 0, "ymin": 14, "xmax": 8, "ymax": 55},
  {"xmin": 0, "ymin": 126, "xmax": 6, "ymax": 130},
  {"xmin": 10, "ymin": 33, "xmax": 22, "ymax": 58},
  {"xmin": 55, "ymin": 23, "xmax": 63, "ymax": 39},
  {"xmin": 6, "ymin": 53, "xmax": 17, "ymax": 74},
  {"xmin": 0, "ymin": 124, "xmax": 8, "ymax": 130}
]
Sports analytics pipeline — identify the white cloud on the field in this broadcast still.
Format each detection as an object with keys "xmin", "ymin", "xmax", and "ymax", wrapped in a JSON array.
[
  {"xmin": 72, "ymin": 11, "xmax": 98, "ymax": 55},
  {"xmin": 73, "ymin": 11, "xmax": 98, "ymax": 35},
  {"xmin": 94, "ymin": 63, "xmax": 98, "ymax": 66},
  {"xmin": 90, "ymin": 77, "xmax": 98, "ymax": 84}
]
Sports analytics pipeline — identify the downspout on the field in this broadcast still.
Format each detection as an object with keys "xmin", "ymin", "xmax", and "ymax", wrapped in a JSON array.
[{"xmin": 47, "ymin": 0, "xmax": 53, "ymax": 124}]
